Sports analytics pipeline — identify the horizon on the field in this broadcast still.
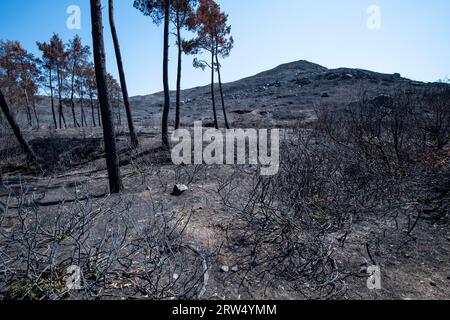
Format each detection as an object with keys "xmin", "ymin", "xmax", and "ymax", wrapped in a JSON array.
[{"xmin": 1, "ymin": 0, "xmax": 450, "ymax": 96}]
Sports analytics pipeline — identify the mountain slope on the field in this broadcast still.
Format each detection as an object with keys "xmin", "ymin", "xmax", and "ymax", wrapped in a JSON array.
[{"xmin": 128, "ymin": 59, "xmax": 435, "ymax": 128}]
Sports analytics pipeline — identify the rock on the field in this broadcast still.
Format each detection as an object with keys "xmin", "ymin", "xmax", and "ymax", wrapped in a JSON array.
[
  {"xmin": 231, "ymin": 266, "xmax": 239, "ymax": 272},
  {"xmin": 446, "ymin": 237, "xmax": 450, "ymax": 242},
  {"xmin": 171, "ymin": 184, "xmax": 188, "ymax": 196},
  {"xmin": 343, "ymin": 73, "xmax": 354, "ymax": 80},
  {"xmin": 447, "ymin": 275, "xmax": 450, "ymax": 281},
  {"xmin": 220, "ymin": 266, "xmax": 230, "ymax": 273},
  {"xmin": 321, "ymin": 92, "xmax": 330, "ymax": 98},
  {"xmin": 359, "ymin": 263, "xmax": 368, "ymax": 274},
  {"xmin": 173, "ymin": 273, "xmax": 179, "ymax": 280},
  {"xmin": 430, "ymin": 281, "xmax": 437, "ymax": 287}
]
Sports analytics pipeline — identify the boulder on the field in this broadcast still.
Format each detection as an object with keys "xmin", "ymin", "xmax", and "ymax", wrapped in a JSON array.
[{"xmin": 171, "ymin": 184, "xmax": 188, "ymax": 196}]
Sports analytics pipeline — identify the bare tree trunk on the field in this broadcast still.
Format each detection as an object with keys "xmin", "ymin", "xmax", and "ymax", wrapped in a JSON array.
[
  {"xmin": 211, "ymin": 49, "xmax": 218, "ymax": 129},
  {"xmin": 117, "ymin": 95, "xmax": 122, "ymax": 126},
  {"xmin": 175, "ymin": 8, "xmax": 182, "ymax": 130},
  {"xmin": 161, "ymin": 0, "xmax": 171, "ymax": 148},
  {"xmin": 23, "ymin": 88, "xmax": 33, "ymax": 128},
  {"xmin": 97, "ymin": 101, "xmax": 102, "ymax": 127},
  {"xmin": 0, "ymin": 90, "xmax": 37, "ymax": 163},
  {"xmin": 20, "ymin": 62, "xmax": 33, "ymax": 127},
  {"xmin": 80, "ymin": 96, "xmax": 87, "ymax": 127},
  {"xmin": 215, "ymin": 51, "xmax": 230, "ymax": 129},
  {"xmin": 32, "ymin": 101, "xmax": 39, "ymax": 129},
  {"xmin": 70, "ymin": 64, "xmax": 80, "ymax": 127},
  {"xmin": 108, "ymin": 0, "xmax": 138, "ymax": 148},
  {"xmin": 90, "ymin": 93, "xmax": 96, "ymax": 127},
  {"xmin": 56, "ymin": 64, "xmax": 67, "ymax": 129},
  {"xmin": 49, "ymin": 68, "xmax": 57, "ymax": 129},
  {"xmin": 90, "ymin": 0, "xmax": 123, "ymax": 194},
  {"xmin": 79, "ymin": 84, "xmax": 87, "ymax": 127}
]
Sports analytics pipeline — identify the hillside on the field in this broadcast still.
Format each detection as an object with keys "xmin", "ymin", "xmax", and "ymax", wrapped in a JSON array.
[{"xmin": 128, "ymin": 60, "xmax": 433, "ymax": 128}]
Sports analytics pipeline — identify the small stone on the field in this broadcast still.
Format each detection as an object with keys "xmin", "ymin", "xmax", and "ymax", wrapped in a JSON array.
[
  {"xmin": 171, "ymin": 184, "xmax": 188, "ymax": 196},
  {"xmin": 359, "ymin": 263, "xmax": 368, "ymax": 274},
  {"xmin": 220, "ymin": 266, "xmax": 229, "ymax": 273},
  {"xmin": 430, "ymin": 281, "xmax": 437, "ymax": 287},
  {"xmin": 231, "ymin": 266, "xmax": 239, "ymax": 272},
  {"xmin": 173, "ymin": 273, "xmax": 179, "ymax": 280},
  {"xmin": 343, "ymin": 74, "xmax": 353, "ymax": 80}
]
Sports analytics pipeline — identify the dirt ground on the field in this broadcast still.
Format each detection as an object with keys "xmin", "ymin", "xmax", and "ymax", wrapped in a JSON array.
[{"xmin": 1, "ymin": 125, "xmax": 448, "ymax": 300}]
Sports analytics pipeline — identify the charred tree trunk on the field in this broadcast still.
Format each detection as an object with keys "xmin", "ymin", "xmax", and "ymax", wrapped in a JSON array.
[
  {"xmin": 56, "ymin": 64, "xmax": 67, "ymax": 129},
  {"xmin": 161, "ymin": 0, "xmax": 171, "ymax": 149},
  {"xmin": 108, "ymin": 0, "xmax": 138, "ymax": 148},
  {"xmin": 117, "ymin": 95, "xmax": 122, "ymax": 126},
  {"xmin": 211, "ymin": 49, "xmax": 218, "ymax": 129},
  {"xmin": 90, "ymin": 0, "xmax": 123, "ymax": 194},
  {"xmin": 97, "ymin": 101, "xmax": 102, "ymax": 127},
  {"xmin": 175, "ymin": 8, "xmax": 182, "ymax": 130},
  {"xmin": 49, "ymin": 68, "xmax": 57, "ymax": 129},
  {"xmin": 89, "ymin": 93, "xmax": 96, "ymax": 127},
  {"xmin": 0, "ymin": 90, "xmax": 37, "ymax": 163},
  {"xmin": 215, "ymin": 51, "xmax": 230, "ymax": 129},
  {"xmin": 70, "ymin": 64, "xmax": 80, "ymax": 127},
  {"xmin": 20, "ymin": 62, "xmax": 33, "ymax": 128},
  {"xmin": 23, "ymin": 88, "xmax": 33, "ymax": 128},
  {"xmin": 32, "ymin": 101, "xmax": 39, "ymax": 129},
  {"xmin": 80, "ymin": 95, "xmax": 87, "ymax": 127}
]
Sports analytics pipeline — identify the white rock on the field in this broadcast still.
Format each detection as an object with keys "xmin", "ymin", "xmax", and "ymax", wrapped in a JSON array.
[{"xmin": 220, "ymin": 266, "xmax": 230, "ymax": 273}]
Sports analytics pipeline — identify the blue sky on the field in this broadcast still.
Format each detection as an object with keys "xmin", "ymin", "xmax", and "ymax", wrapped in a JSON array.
[{"xmin": 1, "ymin": 0, "xmax": 449, "ymax": 96}]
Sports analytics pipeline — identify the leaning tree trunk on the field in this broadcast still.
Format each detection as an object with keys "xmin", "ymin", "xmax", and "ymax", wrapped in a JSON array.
[
  {"xmin": 175, "ymin": 8, "xmax": 182, "ymax": 130},
  {"xmin": 210, "ymin": 48, "xmax": 218, "ymax": 129},
  {"xmin": 161, "ymin": 0, "xmax": 171, "ymax": 148},
  {"xmin": 90, "ymin": 0, "xmax": 123, "ymax": 194},
  {"xmin": 0, "ymin": 90, "xmax": 37, "ymax": 163},
  {"xmin": 108, "ymin": 0, "xmax": 138, "ymax": 148},
  {"xmin": 215, "ymin": 52, "xmax": 230, "ymax": 129}
]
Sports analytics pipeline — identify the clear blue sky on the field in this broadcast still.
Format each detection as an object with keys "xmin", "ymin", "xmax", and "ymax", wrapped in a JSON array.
[{"xmin": 1, "ymin": 0, "xmax": 449, "ymax": 96}]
